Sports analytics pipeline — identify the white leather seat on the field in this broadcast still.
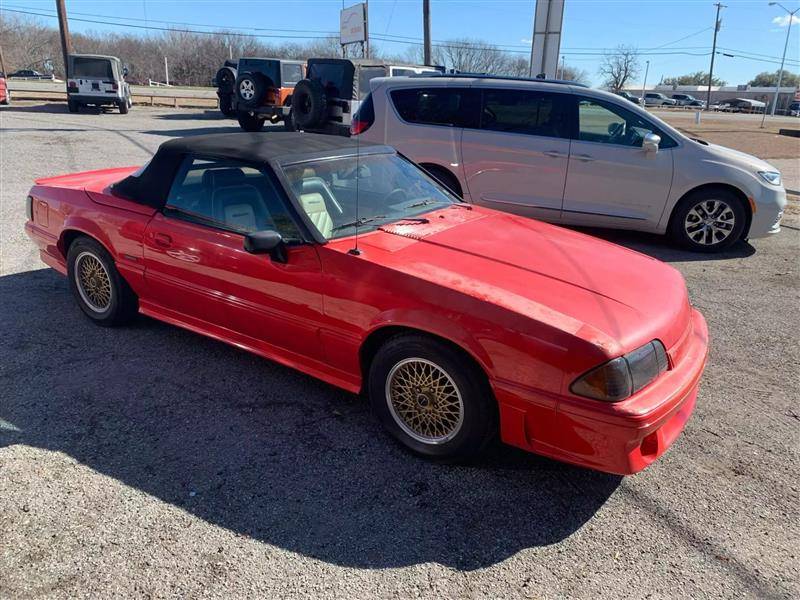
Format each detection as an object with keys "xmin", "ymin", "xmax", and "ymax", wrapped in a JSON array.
[{"xmin": 299, "ymin": 192, "xmax": 334, "ymax": 238}]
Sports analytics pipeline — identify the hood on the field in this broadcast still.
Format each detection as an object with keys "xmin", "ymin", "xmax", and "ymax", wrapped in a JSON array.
[
  {"xmin": 355, "ymin": 207, "xmax": 691, "ymax": 356},
  {"xmin": 700, "ymin": 142, "xmax": 778, "ymax": 173}
]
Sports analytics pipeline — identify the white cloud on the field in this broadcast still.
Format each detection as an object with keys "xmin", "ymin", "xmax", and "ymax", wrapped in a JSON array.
[
  {"xmin": 772, "ymin": 14, "xmax": 800, "ymax": 27},
  {"xmin": 520, "ymin": 38, "xmax": 532, "ymax": 44}
]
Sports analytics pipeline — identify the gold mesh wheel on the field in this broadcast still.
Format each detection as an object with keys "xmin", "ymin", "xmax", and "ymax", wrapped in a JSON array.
[
  {"xmin": 75, "ymin": 251, "xmax": 112, "ymax": 313},
  {"xmin": 385, "ymin": 358, "xmax": 464, "ymax": 444}
]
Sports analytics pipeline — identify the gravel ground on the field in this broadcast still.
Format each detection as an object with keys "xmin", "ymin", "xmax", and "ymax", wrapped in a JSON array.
[{"xmin": 1, "ymin": 102, "xmax": 799, "ymax": 599}]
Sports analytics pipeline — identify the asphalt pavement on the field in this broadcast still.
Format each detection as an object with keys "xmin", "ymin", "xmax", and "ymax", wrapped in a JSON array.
[{"xmin": 1, "ymin": 102, "xmax": 798, "ymax": 599}]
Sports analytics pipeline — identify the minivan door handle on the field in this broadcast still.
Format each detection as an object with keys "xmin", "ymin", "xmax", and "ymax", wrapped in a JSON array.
[
  {"xmin": 543, "ymin": 150, "xmax": 567, "ymax": 158},
  {"xmin": 573, "ymin": 153, "xmax": 595, "ymax": 162}
]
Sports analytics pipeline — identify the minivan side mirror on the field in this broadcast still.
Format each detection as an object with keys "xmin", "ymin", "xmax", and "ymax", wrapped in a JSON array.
[
  {"xmin": 643, "ymin": 133, "xmax": 661, "ymax": 154},
  {"xmin": 244, "ymin": 230, "xmax": 287, "ymax": 262}
]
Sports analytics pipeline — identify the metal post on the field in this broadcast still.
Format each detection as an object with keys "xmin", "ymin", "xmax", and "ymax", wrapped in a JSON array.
[
  {"xmin": 423, "ymin": 0, "xmax": 431, "ymax": 66},
  {"xmin": 364, "ymin": 0, "xmax": 369, "ymax": 59},
  {"xmin": 641, "ymin": 60, "xmax": 649, "ymax": 108},
  {"xmin": 164, "ymin": 56, "xmax": 169, "ymax": 86},
  {"xmin": 770, "ymin": 4, "xmax": 798, "ymax": 116},
  {"xmin": 55, "ymin": 0, "xmax": 73, "ymax": 80},
  {"xmin": 706, "ymin": 3, "xmax": 725, "ymax": 110}
]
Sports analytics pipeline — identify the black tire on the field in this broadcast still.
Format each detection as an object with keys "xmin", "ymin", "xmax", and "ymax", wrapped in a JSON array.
[
  {"xmin": 118, "ymin": 99, "xmax": 129, "ymax": 114},
  {"xmin": 237, "ymin": 112, "xmax": 265, "ymax": 132},
  {"xmin": 291, "ymin": 79, "xmax": 327, "ymax": 129},
  {"xmin": 368, "ymin": 334, "xmax": 497, "ymax": 461},
  {"xmin": 67, "ymin": 99, "xmax": 79, "ymax": 113},
  {"xmin": 669, "ymin": 188, "xmax": 747, "ymax": 252},
  {"xmin": 218, "ymin": 93, "xmax": 235, "ymax": 117},
  {"xmin": 67, "ymin": 236, "xmax": 138, "ymax": 326},
  {"xmin": 283, "ymin": 108, "xmax": 299, "ymax": 131},
  {"xmin": 421, "ymin": 165, "xmax": 463, "ymax": 198},
  {"xmin": 215, "ymin": 66, "xmax": 237, "ymax": 93},
  {"xmin": 235, "ymin": 71, "xmax": 270, "ymax": 109}
]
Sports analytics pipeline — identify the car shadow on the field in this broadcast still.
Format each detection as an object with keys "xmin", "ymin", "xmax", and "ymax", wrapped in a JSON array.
[
  {"xmin": 156, "ymin": 110, "xmax": 231, "ymax": 121},
  {"xmin": 568, "ymin": 226, "xmax": 757, "ymax": 262},
  {"xmin": 0, "ymin": 268, "xmax": 620, "ymax": 571}
]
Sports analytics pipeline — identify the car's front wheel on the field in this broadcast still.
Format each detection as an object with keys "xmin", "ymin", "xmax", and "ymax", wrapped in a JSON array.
[
  {"xmin": 669, "ymin": 189, "xmax": 746, "ymax": 252},
  {"xmin": 368, "ymin": 334, "xmax": 496, "ymax": 461},
  {"xmin": 67, "ymin": 237, "xmax": 138, "ymax": 326}
]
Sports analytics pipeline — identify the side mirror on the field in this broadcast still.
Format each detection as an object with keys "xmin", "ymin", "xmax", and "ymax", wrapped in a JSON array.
[
  {"xmin": 243, "ymin": 230, "xmax": 287, "ymax": 263},
  {"xmin": 643, "ymin": 133, "xmax": 661, "ymax": 154},
  {"xmin": 123, "ymin": 67, "xmax": 129, "ymax": 77}
]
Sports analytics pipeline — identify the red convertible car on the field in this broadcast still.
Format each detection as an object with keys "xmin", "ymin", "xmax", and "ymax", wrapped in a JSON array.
[{"xmin": 24, "ymin": 132, "xmax": 708, "ymax": 474}]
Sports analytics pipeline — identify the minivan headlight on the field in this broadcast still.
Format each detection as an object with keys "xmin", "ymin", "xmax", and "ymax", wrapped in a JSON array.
[
  {"xmin": 570, "ymin": 341, "xmax": 669, "ymax": 402},
  {"xmin": 758, "ymin": 171, "xmax": 781, "ymax": 186}
]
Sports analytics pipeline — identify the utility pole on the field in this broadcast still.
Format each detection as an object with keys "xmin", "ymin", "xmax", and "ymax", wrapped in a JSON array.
[
  {"xmin": 364, "ymin": 0, "xmax": 370, "ymax": 58},
  {"xmin": 706, "ymin": 2, "xmax": 725, "ymax": 110},
  {"xmin": 55, "ymin": 0, "xmax": 73, "ymax": 80},
  {"xmin": 164, "ymin": 56, "xmax": 169, "ymax": 86},
  {"xmin": 768, "ymin": 2, "xmax": 799, "ymax": 117},
  {"xmin": 641, "ymin": 60, "xmax": 650, "ymax": 108},
  {"xmin": 0, "ymin": 44, "xmax": 7, "ymax": 77},
  {"xmin": 558, "ymin": 54, "xmax": 565, "ymax": 79},
  {"xmin": 423, "ymin": 0, "xmax": 431, "ymax": 66}
]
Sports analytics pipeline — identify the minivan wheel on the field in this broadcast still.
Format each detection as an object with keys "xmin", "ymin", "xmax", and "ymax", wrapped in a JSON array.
[
  {"xmin": 669, "ymin": 189, "xmax": 746, "ymax": 252},
  {"xmin": 67, "ymin": 237, "xmax": 138, "ymax": 326},
  {"xmin": 368, "ymin": 334, "xmax": 496, "ymax": 461}
]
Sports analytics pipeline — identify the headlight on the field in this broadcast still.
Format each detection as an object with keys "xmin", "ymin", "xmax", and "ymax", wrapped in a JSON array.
[
  {"xmin": 757, "ymin": 171, "xmax": 781, "ymax": 186},
  {"xmin": 570, "ymin": 340, "xmax": 669, "ymax": 402}
]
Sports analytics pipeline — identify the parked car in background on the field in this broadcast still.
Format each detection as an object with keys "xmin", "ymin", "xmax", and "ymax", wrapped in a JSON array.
[
  {"xmin": 671, "ymin": 93, "xmax": 704, "ymax": 107},
  {"xmin": 353, "ymin": 74, "xmax": 787, "ymax": 251},
  {"xmin": 616, "ymin": 90, "xmax": 642, "ymax": 104},
  {"xmin": 789, "ymin": 101, "xmax": 800, "ymax": 117},
  {"xmin": 66, "ymin": 54, "xmax": 131, "ymax": 114},
  {"xmin": 289, "ymin": 58, "xmax": 442, "ymax": 136},
  {"xmin": 23, "ymin": 131, "xmax": 709, "ymax": 475},
  {"xmin": 8, "ymin": 68, "xmax": 49, "ymax": 79},
  {"xmin": 644, "ymin": 92, "xmax": 677, "ymax": 106},
  {"xmin": 719, "ymin": 98, "xmax": 766, "ymax": 113},
  {"xmin": 0, "ymin": 72, "xmax": 10, "ymax": 105},
  {"xmin": 223, "ymin": 57, "xmax": 305, "ymax": 131}
]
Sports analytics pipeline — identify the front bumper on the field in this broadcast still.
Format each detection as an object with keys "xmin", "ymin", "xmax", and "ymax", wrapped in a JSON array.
[
  {"xmin": 494, "ymin": 308, "xmax": 709, "ymax": 475},
  {"xmin": 748, "ymin": 184, "xmax": 787, "ymax": 238}
]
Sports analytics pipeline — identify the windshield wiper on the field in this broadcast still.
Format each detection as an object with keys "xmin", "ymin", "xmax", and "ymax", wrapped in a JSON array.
[
  {"xmin": 331, "ymin": 215, "xmax": 387, "ymax": 232},
  {"xmin": 402, "ymin": 199, "xmax": 439, "ymax": 210}
]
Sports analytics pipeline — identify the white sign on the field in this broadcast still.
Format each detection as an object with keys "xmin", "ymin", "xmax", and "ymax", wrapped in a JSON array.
[
  {"xmin": 529, "ymin": 0, "xmax": 564, "ymax": 79},
  {"xmin": 340, "ymin": 3, "xmax": 367, "ymax": 45}
]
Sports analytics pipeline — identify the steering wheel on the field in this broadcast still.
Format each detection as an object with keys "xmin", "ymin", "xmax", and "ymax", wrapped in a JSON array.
[
  {"xmin": 384, "ymin": 188, "xmax": 408, "ymax": 205},
  {"xmin": 482, "ymin": 106, "xmax": 497, "ymax": 127},
  {"xmin": 607, "ymin": 121, "xmax": 625, "ymax": 141}
]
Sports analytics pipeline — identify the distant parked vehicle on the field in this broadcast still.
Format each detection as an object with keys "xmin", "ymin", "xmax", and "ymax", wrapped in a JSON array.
[
  {"xmin": 66, "ymin": 54, "xmax": 131, "ymax": 114},
  {"xmin": 354, "ymin": 73, "xmax": 787, "ymax": 251},
  {"xmin": 644, "ymin": 92, "xmax": 677, "ymax": 106},
  {"xmin": 616, "ymin": 91, "xmax": 642, "ymax": 105},
  {"xmin": 671, "ymin": 94, "xmax": 705, "ymax": 107},
  {"xmin": 719, "ymin": 98, "xmax": 766, "ymax": 113},
  {"xmin": 0, "ymin": 72, "xmax": 10, "ymax": 105},
  {"xmin": 789, "ymin": 101, "xmax": 800, "ymax": 117},
  {"xmin": 8, "ymin": 68, "xmax": 49, "ymax": 79}
]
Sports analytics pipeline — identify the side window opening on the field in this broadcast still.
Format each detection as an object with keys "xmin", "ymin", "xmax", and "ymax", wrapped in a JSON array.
[
  {"xmin": 390, "ymin": 87, "xmax": 480, "ymax": 128},
  {"xmin": 576, "ymin": 97, "xmax": 676, "ymax": 149},
  {"xmin": 480, "ymin": 89, "xmax": 570, "ymax": 139},
  {"xmin": 165, "ymin": 157, "xmax": 301, "ymax": 237}
]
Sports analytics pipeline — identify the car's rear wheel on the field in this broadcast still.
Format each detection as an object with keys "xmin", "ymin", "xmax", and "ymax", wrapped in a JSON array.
[
  {"xmin": 67, "ymin": 99, "xmax": 79, "ymax": 113},
  {"xmin": 669, "ymin": 188, "xmax": 746, "ymax": 252},
  {"xmin": 118, "ymin": 99, "xmax": 129, "ymax": 114},
  {"xmin": 291, "ymin": 79, "xmax": 327, "ymax": 129},
  {"xmin": 67, "ymin": 237, "xmax": 138, "ymax": 326},
  {"xmin": 237, "ymin": 112, "xmax": 265, "ymax": 132},
  {"xmin": 368, "ymin": 334, "xmax": 496, "ymax": 461},
  {"xmin": 235, "ymin": 72, "xmax": 270, "ymax": 109}
]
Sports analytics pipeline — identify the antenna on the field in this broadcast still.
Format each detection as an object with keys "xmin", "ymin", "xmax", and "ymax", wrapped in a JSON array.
[{"xmin": 348, "ymin": 122, "xmax": 362, "ymax": 256}]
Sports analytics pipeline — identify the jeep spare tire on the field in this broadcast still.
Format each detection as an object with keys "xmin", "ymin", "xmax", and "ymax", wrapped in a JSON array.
[
  {"xmin": 215, "ymin": 66, "xmax": 237, "ymax": 93},
  {"xmin": 235, "ymin": 72, "xmax": 270, "ymax": 109},
  {"xmin": 292, "ymin": 79, "xmax": 327, "ymax": 129}
]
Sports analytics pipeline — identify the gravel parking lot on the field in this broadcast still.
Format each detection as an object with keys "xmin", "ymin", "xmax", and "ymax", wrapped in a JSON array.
[{"xmin": 1, "ymin": 102, "xmax": 798, "ymax": 599}]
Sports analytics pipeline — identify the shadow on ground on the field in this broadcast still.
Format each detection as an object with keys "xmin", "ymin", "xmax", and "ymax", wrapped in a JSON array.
[
  {"xmin": 0, "ymin": 269, "xmax": 620, "ymax": 571},
  {"xmin": 156, "ymin": 110, "xmax": 231, "ymax": 121}
]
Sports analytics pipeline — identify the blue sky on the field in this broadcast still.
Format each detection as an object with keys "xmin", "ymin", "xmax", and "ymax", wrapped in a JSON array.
[{"xmin": 3, "ymin": 0, "xmax": 799, "ymax": 86}]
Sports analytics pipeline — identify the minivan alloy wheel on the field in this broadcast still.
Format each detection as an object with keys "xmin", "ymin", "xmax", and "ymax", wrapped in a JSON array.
[
  {"xmin": 385, "ymin": 357, "xmax": 464, "ymax": 444},
  {"xmin": 683, "ymin": 199, "xmax": 736, "ymax": 246}
]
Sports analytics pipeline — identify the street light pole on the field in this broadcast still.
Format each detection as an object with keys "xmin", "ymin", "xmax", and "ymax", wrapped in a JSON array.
[
  {"xmin": 768, "ymin": 2, "xmax": 798, "ymax": 116},
  {"xmin": 641, "ymin": 60, "xmax": 650, "ymax": 108},
  {"xmin": 423, "ymin": 0, "xmax": 431, "ymax": 66},
  {"xmin": 706, "ymin": 2, "xmax": 725, "ymax": 110}
]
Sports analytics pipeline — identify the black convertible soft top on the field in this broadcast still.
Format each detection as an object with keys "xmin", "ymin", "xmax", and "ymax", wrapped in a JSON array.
[{"xmin": 111, "ymin": 132, "xmax": 391, "ymax": 209}]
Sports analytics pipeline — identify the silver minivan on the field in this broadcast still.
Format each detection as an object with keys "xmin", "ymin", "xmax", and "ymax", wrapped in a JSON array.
[{"xmin": 353, "ymin": 75, "xmax": 786, "ymax": 251}]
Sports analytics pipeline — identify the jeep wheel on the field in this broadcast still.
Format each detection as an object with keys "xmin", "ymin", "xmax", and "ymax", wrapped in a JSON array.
[
  {"xmin": 215, "ymin": 66, "xmax": 237, "ymax": 93},
  {"xmin": 219, "ymin": 93, "xmax": 235, "ymax": 117},
  {"xmin": 118, "ymin": 100, "xmax": 129, "ymax": 114},
  {"xmin": 67, "ymin": 99, "xmax": 79, "ymax": 113},
  {"xmin": 237, "ymin": 112, "xmax": 265, "ymax": 132},
  {"xmin": 292, "ymin": 79, "xmax": 327, "ymax": 129},
  {"xmin": 235, "ymin": 72, "xmax": 270, "ymax": 109}
]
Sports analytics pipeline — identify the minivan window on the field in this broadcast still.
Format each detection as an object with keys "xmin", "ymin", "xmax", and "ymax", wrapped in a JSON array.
[
  {"xmin": 576, "ymin": 97, "xmax": 677, "ymax": 149},
  {"xmin": 480, "ymin": 89, "xmax": 571, "ymax": 138},
  {"xmin": 390, "ymin": 87, "xmax": 480, "ymax": 128}
]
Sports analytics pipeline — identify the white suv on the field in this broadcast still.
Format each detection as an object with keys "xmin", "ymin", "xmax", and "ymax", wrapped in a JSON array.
[{"xmin": 352, "ymin": 75, "xmax": 786, "ymax": 251}]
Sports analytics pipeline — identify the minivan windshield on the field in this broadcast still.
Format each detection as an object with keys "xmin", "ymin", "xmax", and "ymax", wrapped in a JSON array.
[
  {"xmin": 282, "ymin": 153, "xmax": 457, "ymax": 240},
  {"xmin": 73, "ymin": 57, "xmax": 113, "ymax": 79}
]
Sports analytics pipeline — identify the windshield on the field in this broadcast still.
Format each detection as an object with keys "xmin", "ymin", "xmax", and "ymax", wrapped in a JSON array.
[{"xmin": 282, "ymin": 153, "xmax": 457, "ymax": 240}]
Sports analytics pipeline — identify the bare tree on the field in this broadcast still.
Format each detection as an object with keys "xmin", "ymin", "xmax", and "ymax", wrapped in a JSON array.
[
  {"xmin": 560, "ymin": 64, "xmax": 590, "ymax": 85},
  {"xmin": 599, "ymin": 45, "xmax": 640, "ymax": 91}
]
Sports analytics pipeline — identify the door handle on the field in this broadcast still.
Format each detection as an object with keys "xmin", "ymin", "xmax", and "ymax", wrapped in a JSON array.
[
  {"xmin": 543, "ymin": 150, "xmax": 567, "ymax": 158},
  {"xmin": 153, "ymin": 233, "xmax": 172, "ymax": 248},
  {"xmin": 573, "ymin": 153, "xmax": 595, "ymax": 162}
]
